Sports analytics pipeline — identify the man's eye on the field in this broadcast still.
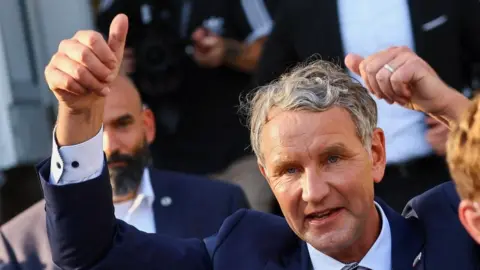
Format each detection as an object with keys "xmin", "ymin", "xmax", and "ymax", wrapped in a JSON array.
[
  {"xmin": 116, "ymin": 121, "xmax": 130, "ymax": 128},
  {"xmin": 327, "ymin": 155, "xmax": 340, "ymax": 164},
  {"xmin": 286, "ymin": 168, "xmax": 298, "ymax": 174}
]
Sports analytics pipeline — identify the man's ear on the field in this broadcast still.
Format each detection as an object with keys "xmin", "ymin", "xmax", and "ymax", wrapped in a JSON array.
[
  {"xmin": 370, "ymin": 128, "xmax": 386, "ymax": 184},
  {"xmin": 258, "ymin": 161, "xmax": 267, "ymax": 180},
  {"xmin": 142, "ymin": 108, "xmax": 156, "ymax": 144},
  {"xmin": 458, "ymin": 200, "xmax": 480, "ymax": 244}
]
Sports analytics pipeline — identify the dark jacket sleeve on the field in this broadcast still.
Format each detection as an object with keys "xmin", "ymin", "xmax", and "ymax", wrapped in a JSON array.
[
  {"xmin": 254, "ymin": 0, "xmax": 299, "ymax": 86},
  {"xmin": 229, "ymin": 186, "xmax": 251, "ymax": 213},
  {"xmin": 38, "ymin": 158, "xmax": 211, "ymax": 270}
]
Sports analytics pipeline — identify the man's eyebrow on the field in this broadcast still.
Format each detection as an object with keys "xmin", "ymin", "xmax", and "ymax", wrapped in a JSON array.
[
  {"xmin": 109, "ymin": 114, "xmax": 134, "ymax": 124},
  {"xmin": 270, "ymin": 143, "xmax": 349, "ymax": 165},
  {"xmin": 321, "ymin": 143, "xmax": 349, "ymax": 153}
]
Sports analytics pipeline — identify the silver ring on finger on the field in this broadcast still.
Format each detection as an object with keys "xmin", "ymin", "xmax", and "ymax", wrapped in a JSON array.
[{"xmin": 383, "ymin": 64, "xmax": 395, "ymax": 73}]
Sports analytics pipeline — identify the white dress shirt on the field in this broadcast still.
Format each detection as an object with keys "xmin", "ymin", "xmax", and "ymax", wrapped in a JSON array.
[
  {"xmin": 337, "ymin": 0, "xmax": 432, "ymax": 164},
  {"xmin": 50, "ymin": 127, "xmax": 156, "ymax": 233},
  {"xmin": 307, "ymin": 202, "xmax": 392, "ymax": 270}
]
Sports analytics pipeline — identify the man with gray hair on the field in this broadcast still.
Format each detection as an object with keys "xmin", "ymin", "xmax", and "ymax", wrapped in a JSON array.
[{"xmin": 37, "ymin": 17, "xmax": 478, "ymax": 270}]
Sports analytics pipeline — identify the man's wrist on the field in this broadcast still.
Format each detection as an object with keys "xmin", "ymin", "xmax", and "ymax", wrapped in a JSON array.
[
  {"xmin": 55, "ymin": 100, "xmax": 105, "ymax": 146},
  {"xmin": 439, "ymin": 89, "xmax": 472, "ymax": 126}
]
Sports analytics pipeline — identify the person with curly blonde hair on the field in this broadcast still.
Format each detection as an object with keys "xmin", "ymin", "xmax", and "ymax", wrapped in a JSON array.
[{"xmin": 446, "ymin": 95, "xmax": 480, "ymax": 244}]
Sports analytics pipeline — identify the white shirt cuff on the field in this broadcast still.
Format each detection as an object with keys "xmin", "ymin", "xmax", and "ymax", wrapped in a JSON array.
[
  {"xmin": 49, "ymin": 126, "xmax": 104, "ymax": 185},
  {"xmin": 245, "ymin": 23, "xmax": 272, "ymax": 44}
]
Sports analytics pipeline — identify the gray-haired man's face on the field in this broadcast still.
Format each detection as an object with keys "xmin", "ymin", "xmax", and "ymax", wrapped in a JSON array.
[{"xmin": 258, "ymin": 107, "xmax": 387, "ymax": 262}]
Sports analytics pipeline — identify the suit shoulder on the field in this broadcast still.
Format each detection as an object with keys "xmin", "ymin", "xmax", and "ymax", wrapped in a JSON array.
[
  {"xmin": 215, "ymin": 209, "xmax": 299, "ymax": 255},
  {"xmin": 2, "ymin": 200, "xmax": 46, "ymax": 236},
  {"xmin": 0, "ymin": 199, "xmax": 48, "ymax": 257},
  {"xmin": 412, "ymin": 182, "xmax": 458, "ymax": 211},
  {"xmin": 403, "ymin": 182, "xmax": 459, "ymax": 225}
]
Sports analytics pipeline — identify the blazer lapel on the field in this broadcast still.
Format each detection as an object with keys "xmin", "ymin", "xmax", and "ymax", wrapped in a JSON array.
[
  {"xmin": 264, "ymin": 241, "xmax": 311, "ymax": 270},
  {"xmin": 376, "ymin": 199, "xmax": 425, "ymax": 270}
]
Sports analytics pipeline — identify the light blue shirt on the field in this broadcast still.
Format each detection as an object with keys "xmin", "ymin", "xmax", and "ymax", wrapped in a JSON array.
[{"xmin": 338, "ymin": 0, "xmax": 433, "ymax": 164}]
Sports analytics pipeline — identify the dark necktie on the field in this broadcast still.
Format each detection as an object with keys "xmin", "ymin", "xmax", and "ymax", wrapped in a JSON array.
[{"xmin": 341, "ymin": 262, "xmax": 372, "ymax": 270}]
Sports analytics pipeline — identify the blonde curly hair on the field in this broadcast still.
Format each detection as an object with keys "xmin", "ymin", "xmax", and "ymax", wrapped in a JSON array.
[{"xmin": 447, "ymin": 95, "xmax": 480, "ymax": 200}]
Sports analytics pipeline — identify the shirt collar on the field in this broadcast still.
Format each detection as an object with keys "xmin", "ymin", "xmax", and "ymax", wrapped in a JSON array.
[
  {"xmin": 136, "ymin": 168, "xmax": 155, "ymax": 207},
  {"xmin": 307, "ymin": 202, "xmax": 392, "ymax": 270}
]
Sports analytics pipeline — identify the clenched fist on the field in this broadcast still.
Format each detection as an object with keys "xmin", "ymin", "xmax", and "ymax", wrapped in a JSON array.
[
  {"xmin": 344, "ymin": 46, "xmax": 471, "ymax": 127},
  {"xmin": 45, "ymin": 14, "xmax": 128, "ymax": 146}
]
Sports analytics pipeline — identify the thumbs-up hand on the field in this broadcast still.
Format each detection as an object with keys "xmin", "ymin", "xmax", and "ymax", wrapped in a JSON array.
[
  {"xmin": 45, "ymin": 14, "xmax": 128, "ymax": 111},
  {"xmin": 344, "ymin": 46, "xmax": 470, "ymax": 126},
  {"xmin": 45, "ymin": 14, "xmax": 128, "ymax": 146}
]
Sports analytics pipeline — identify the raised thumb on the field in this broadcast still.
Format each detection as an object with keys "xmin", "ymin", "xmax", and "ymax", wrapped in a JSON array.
[
  {"xmin": 108, "ymin": 14, "xmax": 129, "ymax": 66},
  {"xmin": 344, "ymin": 53, "xmax": 364, "ymax": 76}
]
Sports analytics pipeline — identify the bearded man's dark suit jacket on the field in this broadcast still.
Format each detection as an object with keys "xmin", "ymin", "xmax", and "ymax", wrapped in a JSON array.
[
  {"xmin": 0, "ymin": 168, "xmax": 249, "ymax": 270},
  {"xmin": 13, "ymin": 158, "xmax": 479, "ymax": 270}
]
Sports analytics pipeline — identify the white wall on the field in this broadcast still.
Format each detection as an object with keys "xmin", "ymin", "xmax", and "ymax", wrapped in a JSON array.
[{"xmin": 0, "ymin": 0, "xmax": 94, "ymax": 169}]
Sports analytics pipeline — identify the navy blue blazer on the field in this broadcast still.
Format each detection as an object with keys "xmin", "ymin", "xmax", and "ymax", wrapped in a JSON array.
[
  {"xmin": 38, "ymin": 158, "xmax": 479, "ymax": 270},
  {"xmin": 0, "ymin": 167, "xmax": 248, "ymax": 270}
]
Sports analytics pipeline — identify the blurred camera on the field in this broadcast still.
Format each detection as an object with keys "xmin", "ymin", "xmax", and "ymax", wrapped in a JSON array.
[{"xmin": 131, "ymin": 2, "xmax": 189, "ymax": 98}]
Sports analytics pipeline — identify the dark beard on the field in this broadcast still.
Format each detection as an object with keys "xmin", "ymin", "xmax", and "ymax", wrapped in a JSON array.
[{"xmin": 107, "ymin": 139, "xmax": 152, "ymax": 199}]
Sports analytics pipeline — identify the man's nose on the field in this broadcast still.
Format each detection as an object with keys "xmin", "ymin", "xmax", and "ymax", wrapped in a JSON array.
[{"xmin": 301, "ymin": 168, "xmax": 330, "ymax": 203}]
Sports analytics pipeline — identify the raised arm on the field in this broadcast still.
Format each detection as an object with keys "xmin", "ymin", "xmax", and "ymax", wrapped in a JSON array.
[
  {"xmin": 40, "ymin": 14, "xmax": 210, "ymax": 270},
  {"xmin": 344, "ymin": 46, "xmax": 472, "ymax": 128}
]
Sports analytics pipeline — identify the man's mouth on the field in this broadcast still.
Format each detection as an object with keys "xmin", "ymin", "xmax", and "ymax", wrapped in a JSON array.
[
  {"xmin": 108, "ymin": 161, "xmax": 128, "ymax": 167},
  {"xmin": 306, "ymin": 208, "xmax": 343, "ymax": 221}
]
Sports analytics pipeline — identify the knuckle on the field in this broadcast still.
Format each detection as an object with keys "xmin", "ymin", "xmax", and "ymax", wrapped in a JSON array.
[
  {"xmin": 411, "ymin": 58, "xmax": 423, "ymax": 66},
  {"xmin": 63, "ymin": 77, "xmax": 76, "ymax": 90},
  {"xmin": 376, "ymin": 72, "xmax": 386, "ymax": 82},
  {"xmin": 78, "ymin": 48, "xmax": 91, "ymax": 63},
  {"xmin": 74, "ymin": 30, "xmax": 86, "ymax": 39},
  {"xmin": 390, "ymin": 73, "xmax": 402, "ymax": 83},
  {"xmin": 49, "ymin": 53, "xmax": 63, "ymax": 68},
  {"xmin": 365, "ymin": 64, "xmax": 376, "ymax": 74},
  {"xmin": 85, "ymin": 32, "xmax": 101, "ymax": 47},
  {"xmin": 58, "ymin": 39, "xmax": 70, "ymax": 52},
  {"xmin": 74, "ymin": 66, "xmax": 88, "ymax": 80},
  {"xmin": 44, "ymin": 65, "xmax": 52, "ymax": 80}
]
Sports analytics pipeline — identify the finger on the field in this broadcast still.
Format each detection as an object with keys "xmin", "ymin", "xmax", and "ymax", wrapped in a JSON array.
[
  {"xmin": 363, "ymin": 49, "xmax": 400, "ymax": 104},
  {"xmin": 426, "ymin": 116, "xmax": 441, "ymax": 126},
  {"xmin": 52, "ymin": 53, "xmax": 109, "ymax": 96},
  {"xmin": 58, "ymin": 39, "xmax": 114, "ymax": 83},
  {"xmin": 374, "ymin": 67, "xmax": 399, "ymax": 104},
  {"xmin": 378, "ymin": 56, "xmax": 412, "ymax": 105},
  {"xmin": 201, "ymin": 36, "xmax": 219, "ymax": 47},
  {"xmin": 427, "ymin": 124, "xmax": 449, "ymax": 136},
  {"xmin": 108, "ymin": 14, "xmax": 129, "ymax": 69},
  {"xmin": 344, "ymin": 53, "xmax": 363, "ymax": 75},
  {"xmin": 44, "ymin": 64, "xmax": 87, "ymax": 96},
  {"xmin": 191, "ymin": 27, "xmax": 207, "ymax": 41},
  {"xmin": 384, "ymin": 54, "xmax": 412, "ymax": 103},
  {"xmin": 72, "ymin": 31, "xmax": 116, "ymax": 70},
  {"xmin": 358, "ymin": 60, "xmax": 378, "ymax": 97},
  {"xmin": 386, "ymin": 52, "xmax": 413, "ymax": 98}
]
